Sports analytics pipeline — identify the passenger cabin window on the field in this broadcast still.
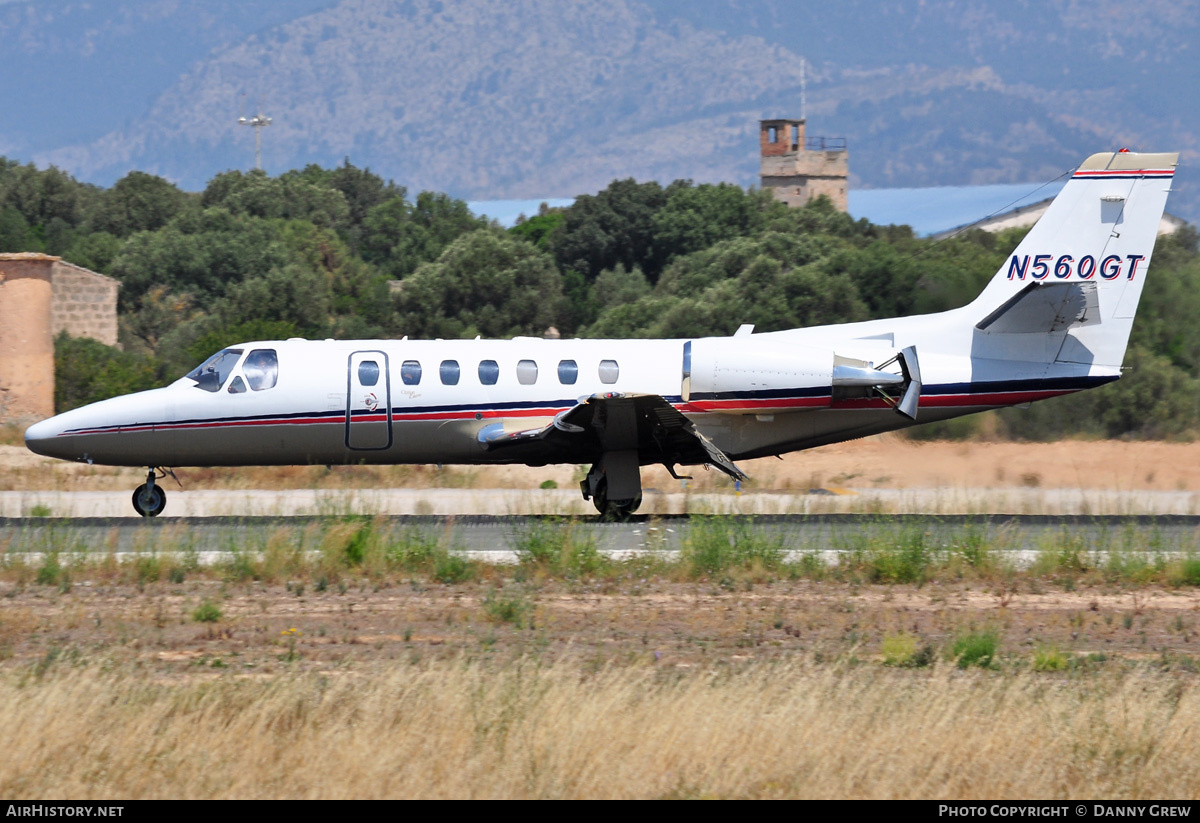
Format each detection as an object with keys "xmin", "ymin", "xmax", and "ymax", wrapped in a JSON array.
[
  {"xmin": 358, "ymin": 360, "xmax": 380, "ymax": 387},
  {"xmin": 227, "ymin": 376, "xmax": 247, "ymax": 394},
  {"xmin": 598, "ymin": 359, "xmax": 619, "ymax": 384},
  {"xmin": 516, "ymin": 359, "xmax": 538, "ymax": 385},
  {"xmin": 478, "ymin": 360, "xmax": 499, "ymax": 386},
  {"xmin": 557, "ymin": 360, "xmax": 578, "ymax": 385},
  {"xmin": 401, "ymin": 360, "xmax": 422, "ymax": 386},
  {"xmin": 440, "ymin": 360, "xmax": 460, "ymax": 385},
  {"xmin": 187, "ymin": 349, "xmax": 243, "ymax": 392},
  {"xmin": 244, "ymin": 349, "xmax": 279, "ymax": 391}
]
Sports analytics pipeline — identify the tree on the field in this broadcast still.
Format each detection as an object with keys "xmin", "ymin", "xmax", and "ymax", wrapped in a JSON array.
[
  {"xmin": 395, "ymin": 230, "xmax": 562, "ymax": 338},
  {"xmin": 108, "ymin": 209, "xmax": 292, "ymax": 308},
  {"xmin": 509, "ymin": 209, "xmax": 564, "ymax": 250},
  {"xmin": 0, "ymin": 206, "xmax": 39, "ymax": 252},
  {"xmin": 96, "ymin": 171, "xmax": 192, "ymax": 236},
  {"xmin": 362, "ymin": 191, "xmax": 486, "ymax": 279},
  {"xmin": 651, "ymin": 183, "xmax": 783, "ymax": 261},
  {"xmin": 551, "ymin": 179, "xmax": 683, "ymax": 282},
  {"xmin": 54, "ymin": 333, "xmax": 159, "ymax": 413}
]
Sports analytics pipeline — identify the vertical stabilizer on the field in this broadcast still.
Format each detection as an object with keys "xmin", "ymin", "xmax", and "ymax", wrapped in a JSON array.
[{"xmin": 967, "ymin": 150, "xmax": 1177, "ymax": 367}]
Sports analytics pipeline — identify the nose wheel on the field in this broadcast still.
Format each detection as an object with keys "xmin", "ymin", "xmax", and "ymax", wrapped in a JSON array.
[{"xmin": 132, "ymin": 469, "xmax": 169, "ymax": 517}]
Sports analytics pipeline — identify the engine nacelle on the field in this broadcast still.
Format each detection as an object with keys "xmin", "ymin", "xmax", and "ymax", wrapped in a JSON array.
[
  {"xmin": 682, "ymin": 337, "xmax": 920, "ymax": 418},
  {"xmin": 682, "ymin": 338, "xmax": 835, "ymax": 413}
]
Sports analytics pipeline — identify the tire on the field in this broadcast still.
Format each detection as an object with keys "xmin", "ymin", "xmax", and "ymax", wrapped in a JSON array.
[
  {"xmin": 591, "ymin": 477, "xmax": 608, "ymax": 515},
  {"xmin": 132, "ymin": 483, "xmax": 167, "ymax": 517},
  {"xmin": 604, "ymin": 495, "xmax": 642, "ymax": 520},
  {"xmin": 590, "ymin": 477, "xmax": 642, "ymax": 519}
]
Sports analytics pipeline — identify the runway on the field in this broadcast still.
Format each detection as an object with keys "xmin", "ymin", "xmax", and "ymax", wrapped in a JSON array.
[
  {"xmin": 2, "ymin": 514, "xmax": 1198, "ymax": 559},
  {"xmin": 2, "ymin": 485, "xmax": 1200, "ymax": 519}
]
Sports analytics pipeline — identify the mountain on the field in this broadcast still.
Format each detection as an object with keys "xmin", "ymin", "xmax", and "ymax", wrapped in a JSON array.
[{"xmin": 4, "ymin": 0, "xmax": 1197, "ymax": 222}]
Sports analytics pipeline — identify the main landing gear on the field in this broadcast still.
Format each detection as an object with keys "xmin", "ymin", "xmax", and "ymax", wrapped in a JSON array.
[
  {"xmin": 580, "ymin": 453, "xmax": 643, "ymax": 520},
  {"xmin": 132, "ymin": 468, "xmax": 176, "ymax": 517}
]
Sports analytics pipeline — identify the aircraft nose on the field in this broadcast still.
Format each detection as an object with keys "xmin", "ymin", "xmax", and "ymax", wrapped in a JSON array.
[{"xmin": 24, "ymin": 415, "xmax": 70, "ymax": 459}]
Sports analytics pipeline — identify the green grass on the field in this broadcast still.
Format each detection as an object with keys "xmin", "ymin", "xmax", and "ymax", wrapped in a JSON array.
[
  {"xmin": 951, "ymin": 629, "xmax": 999, "ymax": 669},
  {"xmin": 511, "ymin": 519, "xmax": 603, "ymax": 579},
  {"xmin": 1032, "ymin": 645, "xmax": 1070, "ymax": 672},
  {"xmin": 880, "ymin": 633, "xmax": 935, "ymax": 668},
  {"xmin": 482, "ymin": 588, "xmax": 533, "ymax": 627},
  {"xmin": 1168, "ymin": 556, "xmax": 1200, "ymax": 587},
  {"xmin": 192, "ymin": 600, "xmax": 223, "ymax": 623},
  {"xmin": 681, "ymin": 517, "xmax": 786, "ymax": 578},
  {"xmin": 7, "ymin": 516, "xmax": 1200, "ymax": 591}
]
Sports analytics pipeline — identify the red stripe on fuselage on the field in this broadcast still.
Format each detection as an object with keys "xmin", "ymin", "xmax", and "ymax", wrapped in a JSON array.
[
  {"xmin": 58, "ymin": 389, "xmax": 1079, "ymax": 437},
  {"xmin": 680, "ymin": 396, "xmax": 830, "ymax": 413}
]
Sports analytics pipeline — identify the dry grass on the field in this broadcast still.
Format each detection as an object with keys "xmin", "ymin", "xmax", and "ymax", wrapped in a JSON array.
[
  {"xmin": 2, "ymin": 512, "xmax": 1199, "ymax": 798},
  {"xmin": 0, "ymin": 658, "xmax": 1196, "ymax": 799}
]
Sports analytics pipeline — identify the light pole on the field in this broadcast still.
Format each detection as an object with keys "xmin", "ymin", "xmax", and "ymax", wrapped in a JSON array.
[{"xmin": 238, "ymin": 108, "xmax": 272, "ymax": 171}]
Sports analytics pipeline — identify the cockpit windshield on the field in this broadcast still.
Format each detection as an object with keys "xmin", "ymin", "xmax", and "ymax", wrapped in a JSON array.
[{"xmin": 186, "ymin": 349, "xmax": 244, "ymax": 392}]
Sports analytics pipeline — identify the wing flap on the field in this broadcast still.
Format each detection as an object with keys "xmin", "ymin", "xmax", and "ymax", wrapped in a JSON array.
[{"xmin": 481, "ymin": 393, "xmax": 747, "ymax": 481}]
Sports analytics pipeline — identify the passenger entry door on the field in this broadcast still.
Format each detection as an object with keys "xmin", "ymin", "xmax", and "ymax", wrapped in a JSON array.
[{"xmin": 346, "ymin": 351, "xmax": 392, "ymax": 450}]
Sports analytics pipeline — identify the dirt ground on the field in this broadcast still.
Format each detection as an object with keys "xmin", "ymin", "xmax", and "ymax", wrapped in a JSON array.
[
  {"xmin": 4, "ymin": 433, "xmax": 1200, "ymax": 679},
  {"xmin": 4, "ymin": 434, "xmax": 1200, "ymax": 492},
  {"xmin": 2, "ymin": 576, "xmax": 1197, "ymax": 680}
]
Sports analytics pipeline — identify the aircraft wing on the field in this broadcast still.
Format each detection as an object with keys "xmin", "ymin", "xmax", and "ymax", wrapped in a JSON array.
[{"xmin": 478, "ymin": 392, "xmax": 747, "ymax": 481}]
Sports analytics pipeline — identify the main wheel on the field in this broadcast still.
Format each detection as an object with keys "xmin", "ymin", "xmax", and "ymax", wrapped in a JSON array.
[
  {"xmin": 603, "ymin": 495, "xmax": 642, "ymax": 520},
  {"xmin": 590, "ymin": 477, "xmax": 608, "ymax": 515},
  {"xmin": 132, "ymin": 483, "xmax": 166, "ymax": 517},
  {"xmin": 591, "ymin": 479, "xmax": 641, "ymax": 519}
]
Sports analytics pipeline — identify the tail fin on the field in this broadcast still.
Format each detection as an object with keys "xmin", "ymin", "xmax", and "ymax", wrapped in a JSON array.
[{"xmin": 967, "ymin": 150, "xmax": 1178, "ymax": 368}]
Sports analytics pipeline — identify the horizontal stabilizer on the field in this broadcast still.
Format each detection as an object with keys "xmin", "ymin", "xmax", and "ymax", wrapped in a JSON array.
[{"xmin": 976, "ymin": 281, "xmax": 1100, "ymax": 335}]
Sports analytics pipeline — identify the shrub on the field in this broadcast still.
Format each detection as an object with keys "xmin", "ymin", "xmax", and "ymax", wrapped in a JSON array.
[
  {"xmin": 866, "ymin": 528, "xmax": 935, "ymax": 584},
  {"xmin": 482, "ymin": 588, "xmax": 533, "ymax": 627},
  {"xmin": 1032, "ymin": 645, "xmax": 1069, "ymax": 672},
  {"xmin": 1168, "ymin": 557, "xmax": 1200, "ymax": 587},
  {"xmin": 385, "ymin": 528, "xmax": 477, "ymax": 583},
  {"xmin": 433, "ymin": 553, "xmax": 476, "ymax": 584},
  {"xmin": 951, "ymin": 629, "xmax": 999, "ymax": 669},
  {"xmin": 54, "ymin": 333, "xmax": 159, "ymax": 413},
  {"xmin": 881, "ymin": 633, "xmax": 935, "ymax": 668},
  {"xmin": 681, "ymin": 517, "xmax": 786, "ymax": 577},
  {"xmin": 36, "ymin": 553, "xmax": 65, "ymax": 587},
  {"xmin": 192, "ymin": 600, "xmax": 222, "ymax": 623},
  {"xmin": 511, "ymin": 520, "xmax": 602, "ymax": 578}
]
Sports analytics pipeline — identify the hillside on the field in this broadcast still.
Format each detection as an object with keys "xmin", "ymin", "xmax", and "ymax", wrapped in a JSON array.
[{"xmin": 1, "ymin": 0, "xmax": 1194, "ymax": 221}]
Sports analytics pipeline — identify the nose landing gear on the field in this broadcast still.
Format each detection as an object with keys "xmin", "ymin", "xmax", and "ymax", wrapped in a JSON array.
[{"xmin": 132, "ymin": 468, "xmax": 177, "ymax": 517}]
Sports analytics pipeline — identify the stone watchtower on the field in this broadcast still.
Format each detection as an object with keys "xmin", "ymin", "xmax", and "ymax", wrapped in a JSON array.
[{"xmin": 759, "ymin": 119, "xmax": 848, "ymax": 211}]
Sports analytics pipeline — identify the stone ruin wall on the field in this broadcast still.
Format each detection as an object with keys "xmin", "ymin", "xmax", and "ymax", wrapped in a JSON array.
[{"xmin": 50, "ymin": 261, "xmax": 119, "ymax": 347}]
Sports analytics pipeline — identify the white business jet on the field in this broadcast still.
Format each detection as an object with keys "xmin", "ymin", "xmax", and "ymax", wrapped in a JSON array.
[{"xmin": 25, "ymin": 150, "xmax": 1179, "ymax": 517}]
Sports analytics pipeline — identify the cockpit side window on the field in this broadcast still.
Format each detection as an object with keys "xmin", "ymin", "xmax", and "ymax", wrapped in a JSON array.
[
  {"xmin": 186, "ymin": 349, "xmax": 244, "ymax": 392},
  {"xmin": 244, "ymin": 349, "xmax": 279, "ymax": 391}
]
